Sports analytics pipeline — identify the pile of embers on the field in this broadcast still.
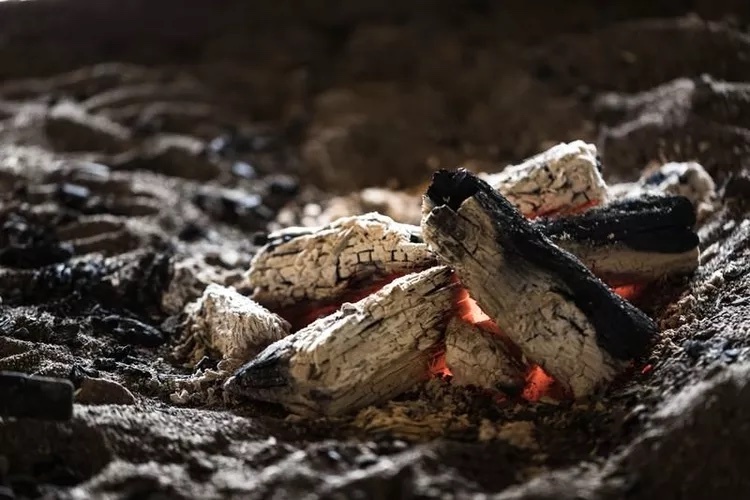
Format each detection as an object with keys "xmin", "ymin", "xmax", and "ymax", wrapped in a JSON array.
[{"xmin": 172, "ymin": 141, "xmax": 715, "ymax": 417}]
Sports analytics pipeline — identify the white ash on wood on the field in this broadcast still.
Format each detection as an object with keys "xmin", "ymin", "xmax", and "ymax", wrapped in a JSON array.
[
  {"xmin": 224, "ymin": 266, "xmax": 457, "ymax": 416},
  {"xmin": 537, "ymin": 195, "xmax": 700, "ymax": 286},
  {"xmin": 174, "ymin": 283, "xmax": 291, "ymax": 367},
  {"xmin": 421, "ymin": 169, "xmax": 658, "ymax": 398},
  {"xmin": 478, "ymin": 141, "xmax": 608, "ymax": 216},
  {"xmin": 444, "ymin": 317, "xmax": 525, "ymax": 394},
  {"xmin": 244, "ymin": 195, "xmax": 698, "ymax": 316},
  {"xmin": 239, "ymin": 213, "xmax": 437, "ymax": 308}
]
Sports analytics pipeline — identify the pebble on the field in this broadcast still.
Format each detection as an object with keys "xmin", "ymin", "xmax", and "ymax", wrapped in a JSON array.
[
  {"xmin": 231, "ymin": 161, "xmax": 257, "ymax": 179},
  {"xmin": 75, "ymin": 377, "xmax": 136, "ymax": 405},
  {"xmin": 0, "ymin": 371, "xmax": 74, "ymax": 421}
]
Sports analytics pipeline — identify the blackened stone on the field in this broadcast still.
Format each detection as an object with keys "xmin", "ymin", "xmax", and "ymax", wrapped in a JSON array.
[
  {"xmin": 0, "ymin": 371, "xmax": 74, "ymax": 421},
  {"xmin": 178, "ymin": 222, "xmax": 207, "ymax": 242},
  {"xmin": 92, "ymin": 315, "xmax": 165, "ymax": 347},
  {"xmin": 0, "ymin": 216, "xmax": 74, "ymax": 269},
  {"xmin": 268, "ymin": 175, "xmax": 300, "ymax": 197}
]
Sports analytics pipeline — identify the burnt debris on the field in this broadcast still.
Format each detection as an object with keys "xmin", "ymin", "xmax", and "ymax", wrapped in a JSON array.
[{"xmin": 0, "ymin": 371, "xmax": 74, "ymax": 421}]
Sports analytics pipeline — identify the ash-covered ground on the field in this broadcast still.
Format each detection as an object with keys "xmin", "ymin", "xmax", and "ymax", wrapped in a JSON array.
[{"xmin": 1, "ymin": 1, "xmax": 750, "ymax": 498}]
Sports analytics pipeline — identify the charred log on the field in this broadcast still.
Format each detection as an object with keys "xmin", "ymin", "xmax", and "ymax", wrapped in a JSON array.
[
  {"xmin": 224, "ymin": 266, "xmax": 457, "ymax": 416},
  {"xmin": 537, "ymin": 195, "xmax": 700, "ymax": 286},
  {"xmin": 240, "ymin": 213, "xmax": 437, "ymax": 308},
  {"xmin": 479, "ymin": 141, "xmax": 607, "ymax": 217},
  {"xmin": 421, "ymin": 169, "xmax": 658, "ymax": 398},
  {"xmin": 175, "ymin": 283, "xmax": 291, "ymax": 366}
]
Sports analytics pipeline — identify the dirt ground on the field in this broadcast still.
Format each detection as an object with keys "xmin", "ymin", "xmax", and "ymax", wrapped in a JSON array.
[{"xmin": 1, "ymin": 1, "xmax": 750, "ymax": 498}]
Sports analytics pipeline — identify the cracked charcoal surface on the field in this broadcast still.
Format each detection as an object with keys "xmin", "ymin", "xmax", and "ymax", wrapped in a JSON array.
[{"xmin": 0, "ymin": 1, "xmax": 750, "ymax": 499}]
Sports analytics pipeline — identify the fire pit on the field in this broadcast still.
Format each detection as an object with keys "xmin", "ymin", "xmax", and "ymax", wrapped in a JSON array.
[{"xmin": 1, "ymin": 1, "xmax": 750, "ymax": 498}]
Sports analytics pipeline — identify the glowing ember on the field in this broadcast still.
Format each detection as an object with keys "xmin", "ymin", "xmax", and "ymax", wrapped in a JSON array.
[
  {"xmin": 275, "ymin": 274, "xmax": 406, "ymax": 330},
  {"xmin": 612, "ymin": 283, "xmax": 646, "ymax": 301},
  {"xmin": 521, "ymin": 365, "xmax": 558, "ymax": 401},
  {"xmin": 453, "ymin": 287, "xmax": 561, "ymax": 402},
  {"xmin": 457, "ymin": 288, "xmax": 491, "ymax": 324},
  {"xmin": 429, "ymin": 350, "xmax": 451, "ymax": 378}
]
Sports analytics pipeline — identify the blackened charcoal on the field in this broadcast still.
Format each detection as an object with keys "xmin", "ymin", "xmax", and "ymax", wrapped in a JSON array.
[
  {"xmin": 0, "ymin": 215, "xmax": 74, "ymax": 268},
  {"xmin": 267, "ymin": 175, "xmax": 300, "ymax": 197},
  {"xmin": 92, "ymin": 315, "xmax": 165, "ymax": 348},
  {"xmin": 0, "ymin": 371, "xmax": 74, "ymax": 421},
  {"xmin": 536, "ymin": 195, "xmax": 699, "ymax": 254}
]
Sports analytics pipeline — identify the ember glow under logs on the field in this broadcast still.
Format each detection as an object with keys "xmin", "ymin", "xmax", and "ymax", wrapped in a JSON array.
[
  {"xmin": 421, "ymin": 169, "xmax": 660, "ymax": 398},
  {"xmin": 215, "ymin": 142, "xmax": 703, "ymax": 416}
]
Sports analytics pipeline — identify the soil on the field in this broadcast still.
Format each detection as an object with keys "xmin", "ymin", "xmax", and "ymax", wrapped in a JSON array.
[{"xmin": 1, "ymin": 1, "xmax": 750, "ymax": 498}]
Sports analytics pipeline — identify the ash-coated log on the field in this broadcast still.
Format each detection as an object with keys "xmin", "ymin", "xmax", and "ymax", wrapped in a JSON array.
[
  {"xmin": 444, "ymin": 317, "xmax": 525, "ymax": 394},
  {"xmin": 239, "ymin": 213, "xmax": 436, "ymax": 308},
  {"xmin": 537, "ymin": 195, "xmax": 700, "ymax": 286},
  {"xmin": 174, "ymin": 284, "xmax": 292, "ymax": 366},
  {"xmin": 224, "ymin": 266, "xmax": 457, "ymax": 416},
  {"xmin": 479, "ymin": 141, "xmax": 608, "ymax": 217},
  {"xmin": 421, "ymin": 169, "xmax": 658, "ymax": 398}
]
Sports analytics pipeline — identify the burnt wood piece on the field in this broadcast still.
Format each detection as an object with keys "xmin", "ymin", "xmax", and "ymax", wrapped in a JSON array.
[
  {"xmin": 536, "ymin": 195, "xmax": 700, "ymax": 286},
  {"xmin": 224, "ymin": 266, "xmax": 457, "ymax": 417},
  {"xmin": 421, "ymin": 169, "xmax": 659, "ymax": 398},
  {"xmin": 239, "ymin": 213, "xmax": 437, "ymax": 308},
  {"xmin": 444, "ymin": 317, "xmax": 525, "ymax": 394},
  {"xmin": 174, "ymin": 283, "xmax": 291, "ymax": 366},
  {"xmin": 0, "ymin": 371, "xmax": 74, "ymax": 421},
  {"xmin": 479, "ymin": 141, "xmax": 608, "ymax": 217}
]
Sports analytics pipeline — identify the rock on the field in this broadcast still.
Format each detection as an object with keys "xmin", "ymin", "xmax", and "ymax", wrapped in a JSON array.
[
  {"xmin": 45, "ymin": 101, "xmax": 132, "ymax": 153},
  {"xmin": 75, "ymin": 377, "xmax": 136, "ymax": 405},
  {"xmin": 0, "ymin": 371, "xmax": 74, "ymax": 421}
]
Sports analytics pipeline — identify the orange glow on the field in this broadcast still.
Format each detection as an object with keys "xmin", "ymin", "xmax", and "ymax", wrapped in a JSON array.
[
  {"xmin": 276, "ymin": 274, "xmax": 405, "ymax": 330},
  {"xmin": 612, "ymin": 283, "xmax": 646, "ymax": 301},
  {"xmin": 521, "ymin": 365, "xmax": 558, "ymax": 401},
  {"xmin": 529, "ymin": 199, "xmax": 602, "ymax": 219},
  {"xmin": 456, "ymin": 288, "xmax": 491, "ymax": 324},
  {"xmin": 429, "ymin": 350, "xmax": 452, "ymax": 378}
]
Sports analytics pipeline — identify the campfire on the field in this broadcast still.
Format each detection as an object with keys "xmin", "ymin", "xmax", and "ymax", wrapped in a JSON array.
[{"xmin": 174, "ymin": 141, "xmax": 707, "ymax": 416}]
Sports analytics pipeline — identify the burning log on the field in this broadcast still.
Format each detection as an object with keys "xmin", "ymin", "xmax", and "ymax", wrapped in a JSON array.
[
  {"xmin": 421, "ymin": 169, "xmax": 658, "ymax": 398},
  {"xmin": 444, "ymin": 317, "xmax": 525, "ymax": 394},
  {"xmin": 239, "ymin": 213, "xmax": 436, "ymax": 308},
  {"xmin": 174, "ymin": 284, "xmax": 291, "ymax": 367},
  {"xmin": 537, "ymin": 195, "xmax": 700, "ymax": 286},
  {"xmin": 479, "ymin": 141, "xmax": 607, "ymax": 217},
  {"xmin": 244, "ymin": 196, "xmax": 697, "ymax": 315},
  {"xmin": 224, "ymin": 266, "xmax": 457, "ymax": 416}
]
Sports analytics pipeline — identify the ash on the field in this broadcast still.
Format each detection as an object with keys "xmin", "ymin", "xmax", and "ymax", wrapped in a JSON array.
[{"xmin": 1, "ymin": 2, "xmax": 750, "ymax": 499}]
